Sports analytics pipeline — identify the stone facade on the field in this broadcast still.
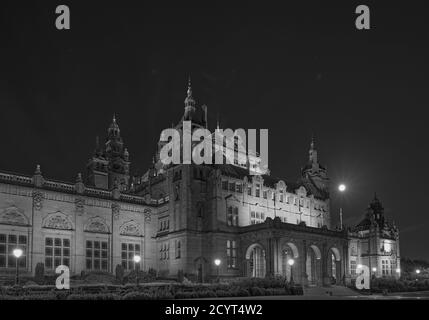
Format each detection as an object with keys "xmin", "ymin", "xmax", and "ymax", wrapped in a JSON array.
[{"xmin": 0, "ymin": 81, "xmax": 400, "ymax": 286}]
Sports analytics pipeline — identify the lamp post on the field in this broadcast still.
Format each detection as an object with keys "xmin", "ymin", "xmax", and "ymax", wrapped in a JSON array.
[
  {"xmin": 13, "ymin": 248, "xmax": 23, "ymax": 286},
  {"xmin": 287, "ymin": 258, "xmax": 295, "ymax": 285},
  {"xmin": 338, "ymin": 184, "xmax": 346, "ymax": 230},
  {"xmin": 214, "ymin": 259, "xmax": 221, "ymax": 283},
  {"xmin": 133, "ymin": 255, "xmax": 141, "ymax": 286}
]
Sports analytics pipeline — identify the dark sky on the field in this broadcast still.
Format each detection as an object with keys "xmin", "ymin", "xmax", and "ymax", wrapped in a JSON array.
[{"xmin": 1, "ymin": 1, "xmax": 428, "ymax": 260}]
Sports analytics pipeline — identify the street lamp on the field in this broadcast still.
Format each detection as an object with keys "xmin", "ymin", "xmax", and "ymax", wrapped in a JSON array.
[
  {"xmin": 214, "ymin": 259, "xmax": 221, "ymax": 283},
  {"xmin": 416, "ymin": 269, "xmax": 421, "ymax": 275},
  {"xmin": 338, "ymin": 184, "xmax": 346, "ymax": 230},
  {"xmin": 287, "ymin": 258, "xmax": 295, "ymax": 285},
  {"xmin": 133, "ymin": 255, "xmax": 141, "ymax": 286},
  {"xmin": 13, "ymin": 248, "xmax": 23, "ymax": 286}
]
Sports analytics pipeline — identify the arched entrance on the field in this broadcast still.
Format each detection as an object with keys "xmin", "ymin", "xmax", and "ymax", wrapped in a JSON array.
[
  {"xmin": 281, "ymin": 242, "xmax": 299, "ymax": 282},
  {"xmin": 194, "ymin": 257, "xmax": 208, "ymax": 283},
  {"xmin": 327, "ymin": 247, "xmax": 341, "ymax": 284},
  {"xmin": 306, "ymin": 245, "xmax": 322, "ymax": 285},
  {"xmin": 245, "ymin": 243, "xmax": 266, "ymax": 278}
]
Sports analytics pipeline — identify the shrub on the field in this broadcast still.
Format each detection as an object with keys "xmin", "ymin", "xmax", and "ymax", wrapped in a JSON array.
[
  {"xmin": 234, "ymin": 288, "xmax": 250, "ymax": 297},
  {"xmin": 35, "ymin": 263, "xmax": 45, "ymax": 284},
  {"xmin": 67, "ymin": 293, "xmax": 120, "ymax": 300},
  {"xmin": 249, "ymin": 287, "xmax": 264, "ymax": 296},
  {"xmin": 115, "ymin": 264, "xmax": 125, "ymax": 284},
  {"xmin": 178, "ymin": 269, "xmax": 184, "ymax": 283}
]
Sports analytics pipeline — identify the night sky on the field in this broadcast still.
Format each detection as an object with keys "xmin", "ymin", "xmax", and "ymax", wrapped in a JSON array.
[{"xmin": 1, "ymin": 1, "xmax": 428, "ymax": 260}]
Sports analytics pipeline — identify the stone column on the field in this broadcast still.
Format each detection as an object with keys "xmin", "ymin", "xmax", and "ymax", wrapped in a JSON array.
[{"xmin": 301, "ymin": 240, "xmax": 308, "ymax": 286}]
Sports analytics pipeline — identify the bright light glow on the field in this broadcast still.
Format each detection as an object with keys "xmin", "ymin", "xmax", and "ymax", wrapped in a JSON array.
[
  {"xmin": 357, "ymin": 264, "xmax": 363, "ymax": 269},
  {"xmin": 372, "ymin": 267, "xmax": 377, "ymax": 272},
  {"xmin": 214, "ymin": 259, "xmax": 221, "ymax": 266},
  {"xmin": 133, "ymin": 255, "xmax": 141, "ymax": 263},
  {"xmin": 338, "ymin": 184, "xmax": 346, "ymax": 192},
  {"xmin": 396, "ymin": 268, "xmax": 401, "ymax": 273},
  {"xmin": 13, "ymin": 248, "xmax": 23, "ymax": 258},
  {"xmin": 416, "ymin": 269, "xmax": 421, "ymax": 274},
  {"xmin": 287, "ymin": 259, "xmax": 295, "ymax": 266}
]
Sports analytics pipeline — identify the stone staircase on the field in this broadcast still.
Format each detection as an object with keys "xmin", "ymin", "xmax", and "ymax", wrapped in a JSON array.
[{"xmin": 303, "ymin": 285, "xmax": 359, "ymax": 297}]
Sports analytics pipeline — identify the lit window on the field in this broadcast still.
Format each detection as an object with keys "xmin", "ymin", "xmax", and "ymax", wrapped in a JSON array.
[
  {"xmin": 121, "ymin": 242, "xmax": 141, "ymax": 270},
  {"xmin": 0, "ymin": 233, "xmax": 27, "ymax": 269}
]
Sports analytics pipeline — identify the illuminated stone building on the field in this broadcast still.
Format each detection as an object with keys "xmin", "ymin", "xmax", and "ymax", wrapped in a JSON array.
[{"xmin": 0, "ymin": 81, "xmax": 400, "ymax": 286}]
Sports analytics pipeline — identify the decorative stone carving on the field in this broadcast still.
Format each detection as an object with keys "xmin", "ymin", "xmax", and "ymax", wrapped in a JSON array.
[
  {"xmin": 85, "ymin": 216, "xmax": 109, "ymax": 233},
  {"xmin": 0, "ymin": 206, "xmax": 28, "ymax": 226},
  {"xmin": 120, "ymin": 220, "xmax": 141, "ymax": 236},
  {"xmin": 32, "ymin": 190, "xmax": 43, "ymax": 211},
  {"xmin": 75, "ymin": 197, "xmax": 84, "ymax": 216},
  {"xmin": 43, "ymin": 212, "xmax": 73, "ymax": 230},
  {"xmin": 143, "ymin": 208, "xmax": 151, "ymax": 222},
  {"xmin": 112, "ymin": 202, "xmax": 120, "ymax": 220}
]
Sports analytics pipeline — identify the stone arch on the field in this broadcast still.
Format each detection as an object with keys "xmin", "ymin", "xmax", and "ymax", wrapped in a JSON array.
[
  {"xmin": 43, "ymin": 211, "xmax": 73, "ymax": 230},
  {"xmin": 245, "ymin": 243, "xmax": 266, "ymax": 278},
  {"xmin": 306, "ymin": 244, "xmax": 322, "ymax": 285},
  {"xmin": 327, "ymin": 246, "xmax": 342, "ymax": 284},
  {"xmin": 194, "ymin": 256, "xmax": 208, "ymax": 283},
  {"xmin": 280, "ymin": 241, "xmax": 299, "ymax": 282},
  {"xmin": 84, "ymin": 216, "xmax": 109, "ymax": 233},
  {"xmin": 119, "ymin": 220, "xmax": 141, "ymax": 236},
  {"xmin": 0, "ymin": 206, "xmax": 28, "ymax": 226}
]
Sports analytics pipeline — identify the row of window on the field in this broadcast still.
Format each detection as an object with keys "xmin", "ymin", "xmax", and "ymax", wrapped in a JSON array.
[
  {"xmin": 159, "ymin": 240, "xmax": 182, "ymax": 261},
  {"xmin": 227, "ymin": 206, "xmax": 239, "ymax": 226},
  {"xmin": 382, "ymin": 259, "xmax": 396, "ymax": 275},
  {"xmin": 226, "ymin": 240, "xmax": 237, "ymax": 269},
  {"xmin": 250, "ymin": 211, "xmax": 265, "ymax": 224},
  {"xmin": 222, "ymin": 181, "xmax": 327, "ymax": 211},
  {"xmin": 0, "ymin": 233, "xmax": 141, "ymax": 271},
  {"xmin": 159, "ymin": 219, "xmax": 170, "ymax": 232}
]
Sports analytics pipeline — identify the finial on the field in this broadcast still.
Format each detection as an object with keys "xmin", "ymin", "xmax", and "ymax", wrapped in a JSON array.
[
  {"xmin": 310, "ymin": 134, "xmax": 315, "ymax": 150},
  {"xmin": 35, "ymin": 164, "xmax": 41, "ymax": 175},
  {"xmin": 113, "ymin": 113, "xmax": 116, "ymax": 122},
  {"xmin": 187, "ymin": 76, "xmax": 192, "ymax": 97},
  {"xmin": 76, "ymin": 173, "xmax": 82, "ymax": 183}
]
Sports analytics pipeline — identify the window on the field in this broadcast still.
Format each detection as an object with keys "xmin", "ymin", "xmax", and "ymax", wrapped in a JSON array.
[
  {"xmin": 282, "ymin": 217, "xmax": 287, "ymax": 223},
  {"xmin": 45, "ymin": 237, "xmax": 70, "ymax": 269},
  {"xmin": 227, "ymin": 240, "xmax": 237, "ymax": 268},
  {"xmin": 222, "ymin": 181, "xmax": 228, "ymax": 190},
  {"xmin": 86, "ymin": 240, "xmax": 108, "ymax": 271},
  {"xmin": 255, "ymin": 184, "xmax": 260, "ymax": 197},
  {"xmin": 159, "ymin": 218, "xmax": 169, "ymax": 232},
  {"xmin": 279, "ymin": 190, "xmax": 284, "ymax": 202},
  {"xmin": 350, "ymin": 261, "xmax": 357, "ymax": 276},
  {"xmin": 236, "ymin": 183, "xmax": 243, "ymax": 193},
  {"xmin": 0, "ymin": 233, "xmax": 27, "ymax": 268},
  {"xmin": 175, "ymin": 240, "xmax": 181, "ymax": 259},
  {"xmin": 121, "ymin": 242, "xmax": 141, "ymax": 270},
  {"xmin": 293, "ymin": 198, "xmax": 297, "ymax": 206},
  {"xmin": 382, "ymin": 260, "xmax": 389, "ymax": 276},
  {"xmin": 160, "ymin": 242, "xmax": 169, "ymax": 260},
  {"xmin": 247, "ymin": 186, "xmax": 252, "ymax": 196},
  {"xmin": 250, "ymin": 211, "xmax": 265, "ymax": 224},
  {"xmin": 227, "ymin": 206, "xmax": 239, "ymax": 226},
  {"xmin": 229, "ymin": 182, "xmax": 235, "ymax": 192},
  {"xmin": 271, "ymin": 192, "xmax": 275, "ymax": 201},
  {"xmin": 263, "ymin": 190, "xmax": 267, "ymax": 199}
]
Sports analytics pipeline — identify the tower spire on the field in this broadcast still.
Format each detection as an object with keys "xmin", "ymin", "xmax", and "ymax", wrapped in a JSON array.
[{"xmin": 187, "ymin": 76, "xmax": 192, "ymax": 98}]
